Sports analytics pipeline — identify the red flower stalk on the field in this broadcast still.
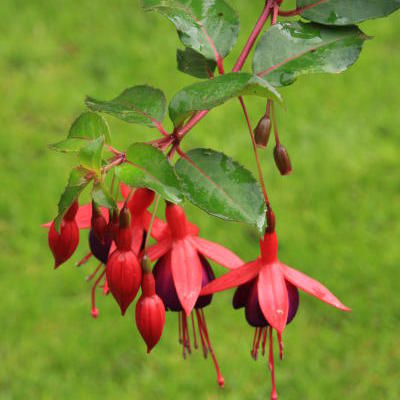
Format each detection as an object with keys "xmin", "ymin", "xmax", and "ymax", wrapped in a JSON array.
[
  {"xmin": 201, "ymin": 230, "xmax": 350, "ymax": 399},
  {"xmin": 48, "ymin": 201, "xmax": 79, "ymax": 268},
  {"xmin": 146, "ymin": 203, "xmax": 243, "ymax": 387},
  {"xmin": 135, "ymin": 259, "xmax": 166, "ymax": 353},
  {"xmin": 106, "ymin": 207, "xmax": 142, "ymax": 315}
]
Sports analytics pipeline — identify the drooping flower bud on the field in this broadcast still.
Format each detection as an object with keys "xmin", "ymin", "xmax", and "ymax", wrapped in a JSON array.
[
  {"xmin": 91, "ymin": 201, "xmax": 107, "ymax": 243},
  {"xmin": 106, "ymin": 207, "xmax": 142, "ymax": 315},
  {"xmin": 48, "ymin": 201, "xmax": 79, "ymax": 268},
  {"xmin": 135, "ymin": 260, "xmax": 166, "ymax": 353},
  {"xmin": 273, "ymin": 143, "xmax": 292, "ymax": 175},
  {"xmin": 254, "ymin": 116, "xmax": 271, "ymax": 149}
]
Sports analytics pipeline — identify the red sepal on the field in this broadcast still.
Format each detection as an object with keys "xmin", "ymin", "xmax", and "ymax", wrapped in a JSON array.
[
  {"xmin": 281, "ymin": 263, "xmax": 351, "ymax": 312},
  {"xmin": 142, "ymin": 211, "xmax": 169, "ymax": 241},
  {"xmin": 190, "ymin": 236, "xmax": 243, "ymax": 270},
  {"xmin": 200, "ymin": 260, "xmax": 262, "ymax": 296},
  {"xmin": 258, "ymin": 263, "xmax": 288, "ymax": 333},
  {"xmin": 146, "ymin": 238, "xmax": 171, "ymax": 261},
  {"xmin": 170, "ymin": 238, "xmax": 203, "ymax": 316}
]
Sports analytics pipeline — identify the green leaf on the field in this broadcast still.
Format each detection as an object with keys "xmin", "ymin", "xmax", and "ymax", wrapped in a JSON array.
[
  {"xmin": 175, "ymin": 148, "xmax": 266, "ymax": 234},
  {"xmin": 78, "ymin": 136, "xmax": 104, "ymax": 176},
  {"xmin": 54, "ymin": 168, "xmax": 91, "ymax": 231},
  {"xmin": 169, "ymin": 72, "xmax": 282, "ymax": 127},
  {"xmin": 92, "ymin": 183, "xmax": 117, "ymax": 210},
  {"xmin": 253, "ymin": 22, "xmax": 368, "ymax": 87},
  {"xmin": 142, "ymin": 0, "xmax": 239, "ymax": 61},
  {"xmin": 86, "ymin": 85, "xmax": 167, "ymax": 128},
  {"xmin": 297, "ymin": 0, "xmax": 400, "ymax": 25},
  {"xmin": 49, "ymin": 112, "xmax": 110, "ymax": 152},
  {"xmin": 177, "ymin": 47, "xmax": 217, "ymax": 79},
  {"xmin": 115, "ymin": 143, "xmax": 183, "ymax": 204}
]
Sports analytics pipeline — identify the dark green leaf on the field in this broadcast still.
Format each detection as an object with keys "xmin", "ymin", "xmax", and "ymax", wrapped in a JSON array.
[
  {"xmin": 177, "ymin": 47, "xmax": 217, "ymax": 79},
  {"xmin": 115, "ymin": 143, "xmax": 183, "ymax": 204},
  {"xmin": 297, "ymin": 0, "xmax": 400, "ymax": 25},
  {"xmin": 175, "ymin": 148, "xmax": 266, "ymax": 234},
  {"xmin": 86, "ymin": 85, "xmax": 167, "ymax": 128},
  {"xmin": 54, "ymin": 168, "xmax": 91, "ymax": 231},
  {"xmin": 142, "ymin": 0, "xmax": 239, "ymax": 61},
  {"xmin": 169, "ymin": 72, "xmax": 282, "ymax": 127},
  {"xmin": 253, "ymin": 22, "xmax": 368, "ymax": 87},
  {"xmin": 49, "ymin": 112, "xmax": 110, "ymax": 152},
  {"xmin": 92, "ymin": 183, "xmax": 117, "ymax": 210}
]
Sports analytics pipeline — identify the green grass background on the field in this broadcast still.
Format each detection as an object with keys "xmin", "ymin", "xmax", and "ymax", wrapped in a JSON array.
[{"xmin": 1, "ymin": 1, "xmax": 399, "ymax": 399}]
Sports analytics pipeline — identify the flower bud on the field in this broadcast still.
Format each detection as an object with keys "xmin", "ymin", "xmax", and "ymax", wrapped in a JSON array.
[
  {"xmin": 106, "ymin": 211, "xmax": 141, "ymax": 315},
  {"xmin": 91, "ymin": 202, "xmax": 108, "ymax": 243},
  {"xmin": 273, "ymin": 144, "xmax": 292, "ymax": 175},
  {"xmin": 254, "ymin": 116, "xmax": 271, "ymax": 149},
  {"xmin": 48, "ymin": 202, "xmax": 79, "ymax": 268},
  {"xmin": 135, "ymin": 272, "xmax": 166, "ymax": 353}
]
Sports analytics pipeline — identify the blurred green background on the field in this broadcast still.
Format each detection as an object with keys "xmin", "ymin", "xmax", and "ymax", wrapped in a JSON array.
[{"xmin": 1, "ymin": 1, "xmax": 399, "ymax": 399}]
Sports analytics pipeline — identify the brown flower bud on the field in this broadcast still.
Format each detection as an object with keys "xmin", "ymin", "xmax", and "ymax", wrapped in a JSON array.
[
  {"xmin": 273, "ymin": 144, "xmax": 292, "ymax": 175},
  {"xmin": 254, "ymin": 116, "xmax": 271, "ymax": 149}
]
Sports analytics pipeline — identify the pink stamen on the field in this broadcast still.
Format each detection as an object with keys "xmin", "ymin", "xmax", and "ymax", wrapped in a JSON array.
[
  {"xmin": 191, "ymin": 313, "xmax": 198, "ymax": 349},
  {"xmin": 184, "ymin": 313, "xmax": 192, "ymax": 354},
  {"xmin": 262, "ymin": 327, "xmax": 268, "ymax": 356},
  {"xmin": 277, "ymin": 331, "xmax": 284, "ymax": 360},
  {"xmin": 198, "ymin": 309, "xmax": 225, "ymax": 388},
  {"xmin": 268, "ymin": 327, "xmax": 278, "ymax": 400},
  {"xmin": 77, "ymin": 252, "xmax": 92, "ymax": 267},
  {"xmin": 91, "ymin": 267, "xmax": 106, "ymax": 319},
  {"xmin": 195, "ymin": 309, "xmax": 208, "ymax": 358},
  {"xmin": 178, "ymin": 312, "xmax": 183, "ymax": 344},
  {"xmin": 252, "ymin": 328, "xmax": 259, "ymax": 359},
  {"xmin": 86, "ymin": 262, "xmax": 103, "ymax": 282},
  {"xmin": 254, "ymin": 327, "xmax": 263, "ymax": 360}
]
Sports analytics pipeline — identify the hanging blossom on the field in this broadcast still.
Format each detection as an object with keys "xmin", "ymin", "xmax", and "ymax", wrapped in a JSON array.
[
  {"xmin": 42, "ymin": 187, "xmax": 166, "ymax": 318},
  {"xmin": 146, "ymin": 202, "xmax": 243, "ymax": 387},
  {"xmin": 201, "ymin": 230, "xmax": 350, "ymax": 399}
]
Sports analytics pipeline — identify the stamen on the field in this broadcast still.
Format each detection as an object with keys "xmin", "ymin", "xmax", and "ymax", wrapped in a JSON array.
[
  {"xmin": 86, "ymin": 262, "xmax": 103, "ymax": 282},
  {"xmin": 254, "ymin": 327, "xmax": 263, "ymax": 360},
  {"xmin": 91, "ymin": 267, "xmax": 106, "ymax": 319},
  {"xmin": 268, "ymin": 327, "xmax": 278, "ymax": 400},
  {"xmin": 198, "ymin": 309, "xmax": 225, "ymax": 388},
  {"xmin": 178, "ymin": 312, "xmax": 183, "ymax": 344},
  {"xmin": 102, "ymin": 276, "xmax": 109, "ymax": 295},
  {"xmin": 251, "ymin": 328, "xmax": 259, "ymax": 359},
  {"xmin": 195, "ymin": 309, "xmax": 208, "ymax": 358},
  {"xmin": 262, "ymin": 327, "xmax": 268, "ymax": 356},
  {"xmin": 191, "ymin": 313, "xmax": 198, "ymax": 349},
  {"xmin": 76, "ymin": 252, "xmax": 92, "ymax": 267},
  {"xmin": 184, "ymin": 313, "xmax": 192, "ymax": 354},
  {"xmin": 181, "ymin": 312, "xmax": 187, "ymax": 359},
  {"xmin": 277, "ymin": 331, "xmax": 284, "ymax": 360}
]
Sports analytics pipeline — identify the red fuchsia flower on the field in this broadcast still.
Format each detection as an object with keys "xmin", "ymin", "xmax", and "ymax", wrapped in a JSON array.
[
  {"xmin": 146, "ymin": 202, "xmax": 243, "ymax": 387},
  {"xmin": 135, "ymin": 258, "xmax": 166, "ymax": 353},
  {"xmin": 48, "ymin": 201, "xmax": 80, "ymax": 268},
  {"xmin": 201, "ymin": 230, "xmax": 350, "ymax": 400},
  {"xmin": 106, "ymin": 207, "xmax": 142, "ymax": 315}
]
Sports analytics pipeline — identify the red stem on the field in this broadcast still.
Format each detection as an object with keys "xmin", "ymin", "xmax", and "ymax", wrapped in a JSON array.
[
  {"xmin": 278, "ymin": 0, "xmax": 328, "ymax": 16},
  {"xmin": 233, "ymin": 0, "xmax": 273, "ymax": 72}
]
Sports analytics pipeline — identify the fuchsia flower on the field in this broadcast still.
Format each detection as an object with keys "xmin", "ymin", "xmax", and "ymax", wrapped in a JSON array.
[
  {"xmin": 201, "ymin": 230, "xmax": 350, "ymax": 399},
  {"xmin": 146, "ymin": 202, "xmax": 243, "ymax": 387},
  {"xmin": 135, "ymin": 265, "xmax": 166, "ymax": 354},
  {"xmin": 48, "ymin": 201, "xmax": 79, "ymax": 268},
  {"xmin": 106, "ymin": 207, "xmax": 142, "ymax": 315}
]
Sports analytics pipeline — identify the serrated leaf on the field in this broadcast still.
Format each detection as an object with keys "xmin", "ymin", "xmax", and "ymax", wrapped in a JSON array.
[
  {"xmin": 177, "ymin": 47, "xmax": 217, "ymax": 79},
  {"xmin": 78, "ymin": 136, "xmax": 104, "ymax": 175},
  {"xmin": 175, "ymin": 148, "xmax": 266, "ymax": 234},
  {"xmin": 86, "ymin": 85, "xmax": 167, "ymax": 128},
  {"xmin": 115, "ymin": 143, "xmax": 183, "ymax": 204},
  {"xmin": 142, "ymin": 0, "xmax": 239, "ymax": 61},
  {"xmin": 297, "ymin": 0, "xmax": 400, "ymax": 26},
  {"xmin": 169, "ymin": 72, "xmax": 282, "ymax": 127},
  {"xmin": 253, "ymin": 22, "xmax": 368, "ymax": 87},
  {"xmin": 49, "ymin": 112, "xmax": 110, "ymax": 152},
  {"xmin": 54, "ymin": 168, "xmax": 91, "ymax": 231},
  {"xmin": 92, "ymin": 183, "xmax": 117, "ymax": 210}
]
